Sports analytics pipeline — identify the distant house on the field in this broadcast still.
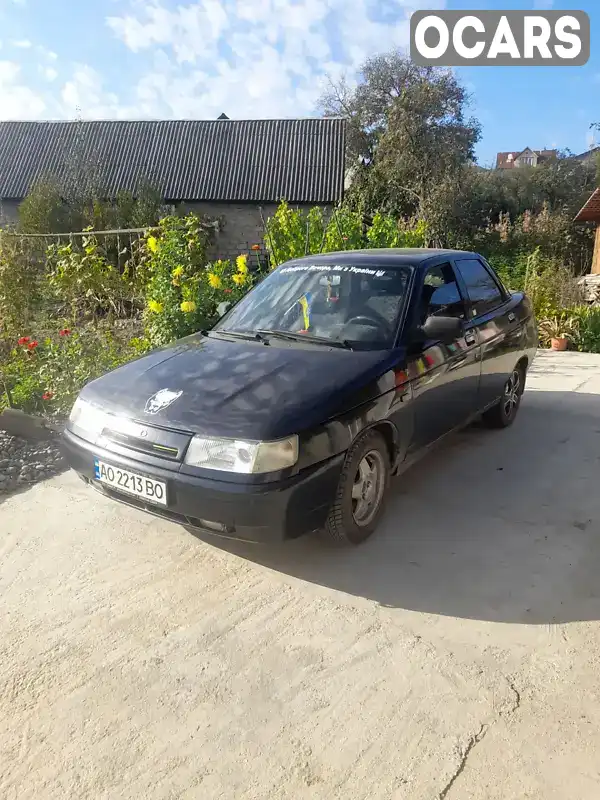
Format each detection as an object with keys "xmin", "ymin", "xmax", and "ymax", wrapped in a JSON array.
[
  {"xmin": 495, "ymin": 147, "xmax": 558, "ymax": 170},
  {"xmin": 0, "ymin": 118, "xmax": 346, "ymax": 259},
  {"xmin": 571, "ymin": 145, "xmax": 600, "ymax": 164}
]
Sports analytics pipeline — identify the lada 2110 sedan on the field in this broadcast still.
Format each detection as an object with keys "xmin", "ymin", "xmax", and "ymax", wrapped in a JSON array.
[{"xmin": 63, "ymin": 248, "xmax": 538, "ymax": 546}]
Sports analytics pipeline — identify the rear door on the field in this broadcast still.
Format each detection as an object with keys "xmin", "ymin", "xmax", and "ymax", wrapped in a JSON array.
[
  {"xmin": 408, "ymin": 260, "xmax": 481, "ymax": 450},
  {"xmin": 453, "ymin": 256, "xmax": 523, "ymax": 411}
]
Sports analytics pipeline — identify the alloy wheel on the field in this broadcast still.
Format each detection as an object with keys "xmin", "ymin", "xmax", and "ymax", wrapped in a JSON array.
[
  {"xmin": 503, "ymin": 369, "xmax": 521, "ymax": 418},
  {"xmin": 351, "ymin": 449, "xmax": 386, "ymax": 527}
]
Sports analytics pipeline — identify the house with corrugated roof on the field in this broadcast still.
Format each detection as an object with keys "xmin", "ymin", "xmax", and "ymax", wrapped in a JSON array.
[
  {"xmin": 495, "ymin": 147, "xmax": 557, "ymax": 170},
  {"xmin": 0, "ymin": 117, "xmax": 346, "ymax": 259}
]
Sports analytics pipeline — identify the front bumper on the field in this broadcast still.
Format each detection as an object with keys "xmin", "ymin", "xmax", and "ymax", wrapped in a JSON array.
[{"xmin": 62, "ymin": 428, "xmax": 345, "ymax": 543}]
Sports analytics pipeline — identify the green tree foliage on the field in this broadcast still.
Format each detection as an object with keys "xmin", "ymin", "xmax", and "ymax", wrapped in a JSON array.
[
  {"xmin": 18, "ymin": 176, "xmax": 169, "ymax": 234},
  {"xmin": 264, "ymin": 201, "xmax": 427, "ymax": 266},
  {"xmin": 18, "ymin": 178, "xmax": 74, "ymax": 233},
  {"xmin": 320, "ymin": 51, "xmax": 481, "ymax": 238}
]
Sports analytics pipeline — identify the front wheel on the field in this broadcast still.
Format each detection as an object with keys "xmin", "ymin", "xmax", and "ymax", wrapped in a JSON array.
[
  {"xmin": 482, "ymin": 365, "xmax": 525, "ymax": 429},
  {"xmin": 322, "ymin": 430, "xmax": 390, "ymax": 545}
]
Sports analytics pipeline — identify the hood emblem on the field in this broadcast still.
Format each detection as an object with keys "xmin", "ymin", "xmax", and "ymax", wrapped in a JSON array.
[{"xmin": 144, "ymin": 388, "xmax": 183, "ymax": 415}]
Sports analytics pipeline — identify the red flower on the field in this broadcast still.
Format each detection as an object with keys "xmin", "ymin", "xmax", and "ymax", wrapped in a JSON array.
[
  {"xmin": 223, "ymin": 288, "xmax": 232, "ymax": 294},
  {"xmin": 59, "ymin": 328, "xmax": 71, "ymax": 337},
  {"xmin": 251, "ymin": 244, "xmax": 261, "ymax": 251},
  {"xmin": 42, "ymin": 391, "xmax": 53, "ymax": 401},
  {"xmin": 28, "ymin": 340, "xmax": 39, "ymax": 350},
  {"xmin": 17, "ymin": 336, "xmax": 30, "ymax": 345}
]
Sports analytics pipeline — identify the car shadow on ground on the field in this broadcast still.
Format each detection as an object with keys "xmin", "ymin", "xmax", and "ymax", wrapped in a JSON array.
[{"xmin": 188, "ymin": 390, "xmax": 600, "ymax": 625}]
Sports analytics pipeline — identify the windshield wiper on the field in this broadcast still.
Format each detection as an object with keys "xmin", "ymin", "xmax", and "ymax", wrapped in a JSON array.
[
  {"xmin": 255, "ymin": 329, "xmax": 352, "ymax": 350},
  {"xmin": 203, "ymin": 329, "xmax": 268, "ymax": 343}
]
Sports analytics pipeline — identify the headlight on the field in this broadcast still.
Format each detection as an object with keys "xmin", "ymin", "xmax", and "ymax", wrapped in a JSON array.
[
  {"xmin": 184, "ymin": 434, "xmax": 298, "ymax": 474},
  {"xmin": 68, "ymin": 397, "xmax": 112, "ymax": 438}
]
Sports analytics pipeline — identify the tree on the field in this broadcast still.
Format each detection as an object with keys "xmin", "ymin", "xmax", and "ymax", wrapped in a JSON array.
[
  {"xmin": 320, "ymin": 51, "xmax": 481, "ymax": 238},
  {"xmin": 18, "ymin": 177, "xmax": 75, "ymax": 233}
]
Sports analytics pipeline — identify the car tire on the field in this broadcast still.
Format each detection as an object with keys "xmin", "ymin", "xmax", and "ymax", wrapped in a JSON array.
[
  {"xmin": 482, "ymin": 364, "xmax": 525, "ymax": 429},
  {"xmin": 322, "ymin": 430, "xmax": 390, "ymax": 546}
]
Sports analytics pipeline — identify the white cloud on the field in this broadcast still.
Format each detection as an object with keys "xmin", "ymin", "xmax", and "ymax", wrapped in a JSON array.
[
  {"xmin": 61, "ymin": 64, "xmax": 125, "ymax": 118},
  {"xmin": 106, "ymin": 0, "xmax": 435, "ymax": 119},
  {"xmin": 0, "ymin": 60, "xmax": 46, "ymax": 118},
  {"xmin": 0, "ymin": 0, "xmax": 449, "ymax": 121},
  {"xmin": 40, "ymin": 65, "xmax": 58, "ymax": 81},
  {"xmin": 12, "ymin": 39, "xmax": 32, "ymax": 48}
]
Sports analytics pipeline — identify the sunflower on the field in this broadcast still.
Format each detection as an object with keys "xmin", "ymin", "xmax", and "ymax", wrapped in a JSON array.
[
  {"xmin": 148, "ymin": 299, "xmax": 164, "ymax": 313},
  {"xmin": 236, "ymin": 254, "xmax": 248, "ymax": 274},
  {"xmin": 208, "ymin": 273, "xmax": 222, "ymax": 289},
  {"xmin": 180, "ymin": 301, "xmax": 197, "ymax": 313},
  {"xmin": 147, "ymin": 235, "xmax": 159, "ymax": 253},
  {"xmin": 232, "ymin": 273, "xmax": 246, "ymax": 286}
]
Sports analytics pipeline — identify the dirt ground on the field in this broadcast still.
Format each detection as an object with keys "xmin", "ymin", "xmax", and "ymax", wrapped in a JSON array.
[{"xmin": 3, "ymin": 350, "xmax": 600, "ymax": 799}]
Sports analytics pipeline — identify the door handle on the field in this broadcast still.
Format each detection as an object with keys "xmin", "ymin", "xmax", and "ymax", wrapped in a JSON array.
[
  {"xmin": 508, "ymin": 312, "xmax": 516, "ymax": 323},
  {"xmin": 464, "ymin": 330, "xmax": 477, "ymax": 346}
]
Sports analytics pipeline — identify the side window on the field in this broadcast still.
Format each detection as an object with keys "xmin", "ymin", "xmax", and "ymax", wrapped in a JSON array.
[
  {"xmin": 455, "ymin": 259, "xmax": 504, "ymax": 318},
  {"xmin": 419, "ymin": 262, "xmax": 465, "ymax": 323}
]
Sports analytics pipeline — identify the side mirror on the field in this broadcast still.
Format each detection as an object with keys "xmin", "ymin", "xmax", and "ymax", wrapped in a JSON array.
[
  {"xmin": 419, "ymin": 315, "xmax": 463, "ymax": 344},
  {"xmin": 216, "ymin": 301, "xmax": 232, "ymax": 317}
]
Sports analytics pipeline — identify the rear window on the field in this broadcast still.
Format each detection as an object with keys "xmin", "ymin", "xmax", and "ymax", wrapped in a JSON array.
[{"xmin": 455, "ymin": 258, "xmax": 504, "ymax": 318}]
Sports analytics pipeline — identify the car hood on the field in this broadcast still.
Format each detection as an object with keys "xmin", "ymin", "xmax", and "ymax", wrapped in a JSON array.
[{"xmin": 80, "ymin": 333, "xmax": 396, "ymax": 440}]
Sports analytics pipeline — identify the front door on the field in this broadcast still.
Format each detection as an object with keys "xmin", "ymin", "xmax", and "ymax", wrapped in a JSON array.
[{"xmin": 408, "ymin": 261, "xmax": 481, "ymax": 451}]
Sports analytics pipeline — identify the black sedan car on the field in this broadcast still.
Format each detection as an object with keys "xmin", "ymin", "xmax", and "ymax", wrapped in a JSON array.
[{"xmin": 63, "ymin": 249, "xmax": 538, "ymax": 546}]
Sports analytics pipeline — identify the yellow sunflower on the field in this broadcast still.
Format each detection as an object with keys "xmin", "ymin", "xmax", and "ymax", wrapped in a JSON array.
[
  {"xmin": 180, "ymin": 301, "xmax": 197, "ymax": 313},
  {"xmin": 147, "ymin": 299, "xmax": 163, "ymax": 313},
  {"xmin": 236, "ymin": 254, "xmax": 248, "ymax": 275},
  {"xmin": 208, "ymin": 273, "xmax": 222, "ymax": 289}
]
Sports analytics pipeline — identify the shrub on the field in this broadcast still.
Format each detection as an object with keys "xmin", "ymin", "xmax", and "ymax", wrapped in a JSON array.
[
  {"xmin": 263, "ymin": 200, "xmax": 427, "ymax": 266},
  {"xmin": 0, "ymin": 327, "xmax": 142, "ymax": 415},
  {"xmin": 46, "ymin": 230, "xmax": 141, "ymax": 319},
  {"xmin": 142, "ymin": 214, "xmax": 215, "ymax": 346},
  {"xmin": 142, "ymin": 215, "xmax": 257, "ymax": 347},
  {"xmin": 571, "ymin": 306, "xmax": 600, "ymax": 354}
]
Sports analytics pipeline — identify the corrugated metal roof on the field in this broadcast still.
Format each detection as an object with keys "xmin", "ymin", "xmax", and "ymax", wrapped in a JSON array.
[
  {"xmin": 574, "ymin": 188, "xmax": 600, "ymax": 223},
  {"xmin": 0, "ymin": 118, "xmax": 346, "ymax": 203}
]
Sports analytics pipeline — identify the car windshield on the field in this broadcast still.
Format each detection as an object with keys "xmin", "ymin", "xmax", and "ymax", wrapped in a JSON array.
[{"xmin": 213, "ymin": 262, "xmax": 412, "ymax": 349}]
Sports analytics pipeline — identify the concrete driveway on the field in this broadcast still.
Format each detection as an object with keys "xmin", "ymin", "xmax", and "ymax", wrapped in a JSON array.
[{"xmin": 3, "ymin": 350, "xmax": 600, "ymax": 800}]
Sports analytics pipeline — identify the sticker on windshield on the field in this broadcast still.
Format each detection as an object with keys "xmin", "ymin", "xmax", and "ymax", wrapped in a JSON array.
[{"xmin": 279, "ymin": 264, "xmax": 387, "ymax": 278}]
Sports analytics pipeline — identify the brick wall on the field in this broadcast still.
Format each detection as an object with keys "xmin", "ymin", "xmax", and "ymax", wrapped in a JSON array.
[{"xmin": 187, "ymin": 201, "xmax": 332, "ymax": 264}]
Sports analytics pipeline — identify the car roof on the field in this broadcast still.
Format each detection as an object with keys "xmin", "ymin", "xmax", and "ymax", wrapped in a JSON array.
[{"xmin": 282, "ymin": 248, "xmax": 479, "ymax": 268}]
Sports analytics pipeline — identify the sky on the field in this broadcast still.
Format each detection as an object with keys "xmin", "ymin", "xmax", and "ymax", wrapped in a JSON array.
[{"xmin": 0, "ymin": 0, "xmax": 597, "ymax": 166}]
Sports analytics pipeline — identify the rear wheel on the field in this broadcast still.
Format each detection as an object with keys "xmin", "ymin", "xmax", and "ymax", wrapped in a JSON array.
[
  {"xmin": 482, "ymin": 365, "xmax": 525, "ymax": 429},
  {"xmin": 322, "ymin": 430, "xmax": 390, "ymax": 545}
]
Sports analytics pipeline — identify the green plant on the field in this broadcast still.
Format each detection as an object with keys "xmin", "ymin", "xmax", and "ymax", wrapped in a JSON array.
[
  {"xmin": 322, "ymin": 206, "xmax": 364, "ymax": 252},
  {"xmin": 0, "ymin": 235, "xmax": 45, "ymax": 339},
  {"xmin": 538, "ymin": 313, "xmax": 578, "ymax": 346},
  {"xmin": 142, "ymin": 214, "xmax": 259, "ymax": 347},
  {"xmin": 0, "ymin": 326, "xmax": 144, "ymax": 415},
  {"xmin": 142, "ymin": 214, "xmax": 215, "ymax": 346},
  {"xmin": 46, "ymin": 230, "xmax": 138, "ymax": 319},
  {"xmin": 264, "ymin": 201, "xmax": 310, "ymax": 266},
  {"xmin": 570, "ymin": 305, "xmax": 600, "ymax": 354}
]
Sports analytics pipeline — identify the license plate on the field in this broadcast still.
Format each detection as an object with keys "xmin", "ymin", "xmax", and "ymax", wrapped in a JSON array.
[{"xmin": 93, "ymin": 459, "xmax": 167, "ymax": 506}]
